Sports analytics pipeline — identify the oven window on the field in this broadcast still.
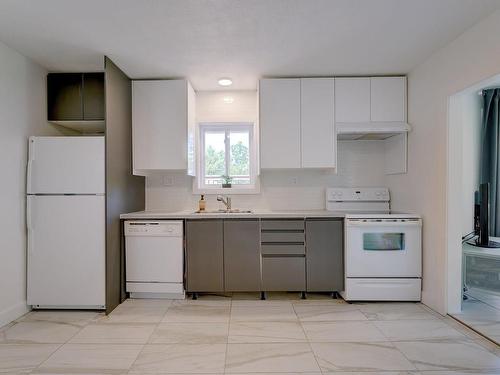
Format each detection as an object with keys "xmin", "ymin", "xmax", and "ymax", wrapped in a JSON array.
[{"xmin": 363, "ymin": 233, "xmax": 405, "ymax": 251}]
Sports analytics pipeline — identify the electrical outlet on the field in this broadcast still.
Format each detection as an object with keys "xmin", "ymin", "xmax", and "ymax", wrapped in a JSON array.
[
  {"xmin": 162, "ymin": 176, "xmax": 174, "ymax": 186},
  {"xmin": 291, "ymin": 176, "xmax": 298, "ymax": 185}
]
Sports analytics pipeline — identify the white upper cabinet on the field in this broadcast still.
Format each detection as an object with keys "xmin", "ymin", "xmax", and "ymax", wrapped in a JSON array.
[
  {"xmin": 335, "ymin": 77, "xmax": 370, "ymax": 123},
  {"xmin": 132, "ymin": 79, "xmax": 195, "ymax": 175},
  {"xmin": 370, "ymin": 76, "xmax": 406, "ymax": 122},
  {"xmin": 334, "ymin": 76, "xmax": 406, "ymax": 124},
  {"xmin": 301, "ymin": 78, "xmax": 336, "ymax": 168},
  {"xmin": 259, "ymin": 78, "xmax": 301, "ymax": 169}
]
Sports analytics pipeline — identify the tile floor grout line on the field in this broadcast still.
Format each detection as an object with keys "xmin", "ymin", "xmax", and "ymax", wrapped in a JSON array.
[
  {"xmin": 221, "ymin": 297, "xmax": 232, "ymax": 374},
  {"xmin": 123, "ymin": 301, "xmax": 168, "ymax": 374},
  {"xmin": 25, "ymin": 312, "xmax": 103, "ymax": 372},
  {"xmin": 294, "ymin": 300, "xmax": 324, "ymax": 373}
]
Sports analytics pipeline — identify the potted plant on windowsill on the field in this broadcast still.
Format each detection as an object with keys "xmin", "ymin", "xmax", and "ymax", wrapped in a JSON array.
[{"xmin": 221, "ymin": 175, "xmax": 232, "ymax": 188}]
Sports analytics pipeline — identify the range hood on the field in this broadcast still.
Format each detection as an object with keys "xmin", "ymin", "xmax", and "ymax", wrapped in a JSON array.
[{"xmin": 336, "ymin": 122, "xmax": 411, "ymax": 140}]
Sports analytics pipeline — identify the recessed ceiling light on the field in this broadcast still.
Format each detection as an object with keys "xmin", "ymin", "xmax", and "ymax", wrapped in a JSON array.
[{"xmin": 218, "ymin": 78, "xmax": 233, "ymax": 86}]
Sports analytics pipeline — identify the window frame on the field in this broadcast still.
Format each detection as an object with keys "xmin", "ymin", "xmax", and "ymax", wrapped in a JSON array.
[{"xmin": 194, "ymin": 122, "xmax": 260, "ymax": 194}]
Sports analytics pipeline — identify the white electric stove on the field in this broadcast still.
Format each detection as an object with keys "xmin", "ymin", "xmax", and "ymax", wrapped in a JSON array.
[{"xmin": 326, "ymin": 187, "xmax": 422, "ymax": 301}]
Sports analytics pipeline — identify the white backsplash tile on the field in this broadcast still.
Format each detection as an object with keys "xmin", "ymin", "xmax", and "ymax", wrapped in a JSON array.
[{"xmin": 146, "ymin": 140, "xmax": 388, "ymax": 211}]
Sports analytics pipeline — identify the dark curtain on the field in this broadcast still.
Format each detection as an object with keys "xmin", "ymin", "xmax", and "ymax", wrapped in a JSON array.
[{"xmin": 480, "ymin": 88, "xmax": 500, "ymax": 236}]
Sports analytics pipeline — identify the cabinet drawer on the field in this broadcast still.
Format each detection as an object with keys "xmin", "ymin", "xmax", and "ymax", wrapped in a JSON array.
[
  {"xmin": 261, "ymin": 231, "xmax": 304, "ymax": 243},
  {"xmin": 262, "ymin": 258, "xmax": 306, "ymax": 291},
  {"xmin": 261, "ymin": 220, "xmax": 304, "ymax": 231},
  {"xmin": 261, "ymin": 244, "xmax": 305, "ymax": 255}
]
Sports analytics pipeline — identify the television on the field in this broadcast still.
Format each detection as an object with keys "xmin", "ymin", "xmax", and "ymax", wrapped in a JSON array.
[{"xmin": 472, "ymin": 183, "xmax": 500, "ymax": 248}]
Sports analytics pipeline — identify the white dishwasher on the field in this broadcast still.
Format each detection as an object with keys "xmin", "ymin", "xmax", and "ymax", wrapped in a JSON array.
[{"xmin": 125, "ymin": 221, "xmax": 184, "ymax": 299}]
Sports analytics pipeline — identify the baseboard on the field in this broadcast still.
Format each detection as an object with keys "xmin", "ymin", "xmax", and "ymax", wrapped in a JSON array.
[{"xmin": 0, "ymin": 301, "xmax": 30, "ymax": 328}]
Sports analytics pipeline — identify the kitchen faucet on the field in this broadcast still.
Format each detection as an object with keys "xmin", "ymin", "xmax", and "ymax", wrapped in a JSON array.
[{"xmin": 217, "ymin": 195, "xmax": 231, "ymax": 211}]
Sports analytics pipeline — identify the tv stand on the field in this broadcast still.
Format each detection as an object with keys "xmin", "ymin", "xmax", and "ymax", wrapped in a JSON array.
[{"xmin": 467, "ymin": 240, "xmax": 500, "ymax": 248}]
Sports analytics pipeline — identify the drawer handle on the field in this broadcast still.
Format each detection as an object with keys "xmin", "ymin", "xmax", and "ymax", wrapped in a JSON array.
[
  {"xmin": 261, "ymin": 242, "xmax": 304, "ymax": 246},
  {"xmin": 261, "ymin": 229, "xmax": 304, "ymax": 233},
  {"xmin": 262, "ymin": 254, "xmax": 306, "ymax": 258}
]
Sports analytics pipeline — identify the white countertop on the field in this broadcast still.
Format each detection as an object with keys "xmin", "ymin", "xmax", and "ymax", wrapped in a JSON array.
[{"xmin": 120, "ymin": 209, "xmax": 347, "ymax": 220}]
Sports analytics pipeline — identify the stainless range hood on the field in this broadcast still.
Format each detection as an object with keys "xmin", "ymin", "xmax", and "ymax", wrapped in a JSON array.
[{"xmin": 336, "ymin": 122, "xmax": 411, "ymax": 140}]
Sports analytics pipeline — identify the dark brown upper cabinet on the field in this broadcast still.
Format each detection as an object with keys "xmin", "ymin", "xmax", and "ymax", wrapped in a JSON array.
[{"xmin": 48, "ymin": 73, "xmax": 104, "ymax": 122}]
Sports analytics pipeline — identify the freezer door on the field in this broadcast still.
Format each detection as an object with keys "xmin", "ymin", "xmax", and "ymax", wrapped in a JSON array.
[
  {"xmin": 27, "ymin": 136, "xmax": 105, "ymax": 194},
  {"xmin": 27, "ymin": 195, "xmax": 105, "ymax": 307}
]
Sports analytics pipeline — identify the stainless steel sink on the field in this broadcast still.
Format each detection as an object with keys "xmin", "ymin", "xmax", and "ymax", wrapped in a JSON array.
[{"xmin": 193, "ymin": 209, "xmax": 253, "ymax": 214}]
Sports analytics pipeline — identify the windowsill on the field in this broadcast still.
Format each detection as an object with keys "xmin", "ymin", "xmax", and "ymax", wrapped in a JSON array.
[{"xmin": 192, "ymin": 179, "xmax": 261, "ymax": 195}]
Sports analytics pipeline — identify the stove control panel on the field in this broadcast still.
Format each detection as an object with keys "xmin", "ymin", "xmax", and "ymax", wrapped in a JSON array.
[{"xmin": 326, "ymin": 188, "xmax": 390, "ymax": 202}]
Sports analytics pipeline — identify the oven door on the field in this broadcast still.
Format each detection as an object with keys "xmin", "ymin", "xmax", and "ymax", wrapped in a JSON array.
[{"xmin": 345, "ymin": 218, "xmax": 422, "ymax": 278}]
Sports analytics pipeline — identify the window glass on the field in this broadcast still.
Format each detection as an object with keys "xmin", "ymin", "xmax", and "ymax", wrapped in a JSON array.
[
  {"xmin": 363, "ymin": 233, "xmax": 405, "ymax": 251},
  {"xmin": 204, "ymin": 131, "xmax": 225, "ymax": 185},
  {"xmin": 229, "ymin": 131, "xmax": 250, "ymax": 184}
]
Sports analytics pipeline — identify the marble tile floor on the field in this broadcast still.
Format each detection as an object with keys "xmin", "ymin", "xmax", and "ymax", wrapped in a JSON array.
[
  {"xmin": 453, "ymin": 289, "xmax": 500, "ymax": 345},
  {"xmin": 0, "ymin": 294, "xmax": 499, "ymax": 374},
  {"xmin": 452, "ymin": 293, "xmax": 500, "ymax": 345}
]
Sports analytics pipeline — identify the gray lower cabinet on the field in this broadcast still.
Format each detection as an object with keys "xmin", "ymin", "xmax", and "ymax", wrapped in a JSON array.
[
  {"xmin": 306, "ymin": 218, "xmax": 343, "ymax": 292},
  {"xmin": 262, "ymin": 257, "xmax": 306, "ymax": 291},
  {"xmin": 224, "ymin": 219, "xmax": 261, "ymax": 291},
  {"xmin": 186, "ymin": 220, "xmax": 224, "ymax": 292},
  {"xmin": 185, "ymin": 217, "xmax": 343, "ymax": 294},
  {"xmin": 261, "ymin": 219, "xmax": 306, "ymax": 291}
]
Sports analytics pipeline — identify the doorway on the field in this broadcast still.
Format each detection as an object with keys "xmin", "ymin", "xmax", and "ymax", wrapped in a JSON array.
[{"xmin": 447, "ymin": 73, "xmax": 500, "ymax": 344}]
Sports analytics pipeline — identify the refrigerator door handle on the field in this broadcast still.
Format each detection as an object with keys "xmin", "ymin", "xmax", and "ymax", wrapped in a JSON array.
[
  {"xmin": 26, "ymin": 196, "xmax": 32, "ymax": 230},
  {"xmin": 26, "ymin": 196, "xmax": 34, "ymax": 258},
  {"xmin": 27, "ymin": 138, "xmax": 35, "ymax": 193}
]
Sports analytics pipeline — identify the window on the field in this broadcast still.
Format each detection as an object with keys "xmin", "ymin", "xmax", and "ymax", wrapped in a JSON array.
[
  {"xmin": 363, "ymin": 233, "xmax": 405, "ymax": 251},
  {"xmin": 197, "ymin": 122, "xmax": 258, "ymax": 193}
]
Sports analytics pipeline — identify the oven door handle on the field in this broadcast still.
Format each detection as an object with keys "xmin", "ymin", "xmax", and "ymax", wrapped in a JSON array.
[{"xmin": 346, "ymin": 220, "xmax": 421, "ymax": 227}]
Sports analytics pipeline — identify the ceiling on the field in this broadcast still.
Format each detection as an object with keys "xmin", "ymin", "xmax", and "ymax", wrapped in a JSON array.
[{"xmin": 0, "ymin": 0, "xmax": 499, "ymax": 90}]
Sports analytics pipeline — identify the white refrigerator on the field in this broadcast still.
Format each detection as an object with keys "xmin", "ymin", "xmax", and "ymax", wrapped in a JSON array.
[{"xmin": 27, "ymin": 136, "xmax": 106, "ymax": 309}]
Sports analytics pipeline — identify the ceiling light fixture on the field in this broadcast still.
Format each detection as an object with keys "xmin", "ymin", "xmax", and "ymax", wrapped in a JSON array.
[{"xmin": 218, "ymin": 77, "xmax": 233, "ymax": 87}]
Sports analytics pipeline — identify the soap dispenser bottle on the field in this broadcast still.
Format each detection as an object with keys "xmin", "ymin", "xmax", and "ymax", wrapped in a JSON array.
[{"xmin": 198, "ymin": 194, "xmax": 206, "ymax": 212}]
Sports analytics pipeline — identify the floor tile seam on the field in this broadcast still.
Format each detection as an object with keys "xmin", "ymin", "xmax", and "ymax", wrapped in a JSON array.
[
  {"xmin": 389, "ymin": 339, "xmax": 500, "ymax": 372},
  {"xmin": 30, "ymin": 340, "xmax": 69, "ymax": 372},
  {"xmin": 297, "ymin": 310, "xmax": 324, "ymax": 373},
  {"xmin": 66, "ymin": 323, "xmax": 159, "ymax": 345},
  {"xmin": 374, "ymin": 338, "xmax": 420, "ymax": 373},
  {"xmin": 143, "ymin": 318, "xmax": 163, "ymax": 345},
  {"xmin": 56, "ymin": 318, "xmax": 90, "ymax": 346},
  {"xmin": 371, "ymin": 319, "xmax": 472, "ymax": 342},
  {"xmin": 121, "ymin": 340, "xmax": 148, "ymax": 374},
  {"xmin": 445, "ymin": 314, "xmax": 500, "ymax": 348},
  {"xmin": 223, "ymin": 298, "xmax": 233, "ymax": 374}
]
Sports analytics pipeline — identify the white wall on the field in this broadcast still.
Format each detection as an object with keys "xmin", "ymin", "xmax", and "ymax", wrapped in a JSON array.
[
  {"xmin": 460, "ymin": 92, "xmax": 482, "ymax": 235},
  {"xmin": 146, "ymin": 89, "xmax": 389, "ymax": 210},
  {"xmin": 0, "ymin": 41, "xmax": 58, "ymax": 327},
  {"xmin": 387, "ymin": 9, "xmax": 500, "ymax": 314},
  {"xmin": 196, "ymin": 90, "xmax": 257, "ymax": 123}
]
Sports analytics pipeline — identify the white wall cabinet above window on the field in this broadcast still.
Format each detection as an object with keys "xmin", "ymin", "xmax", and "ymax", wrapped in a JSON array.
[
  {"xmin": 259, "ymin": 78, "xmax": 336, "ymax": 170},
  {"xmin": 132, "ymin": 79, "xmax": 195, "ymax": 176}
]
